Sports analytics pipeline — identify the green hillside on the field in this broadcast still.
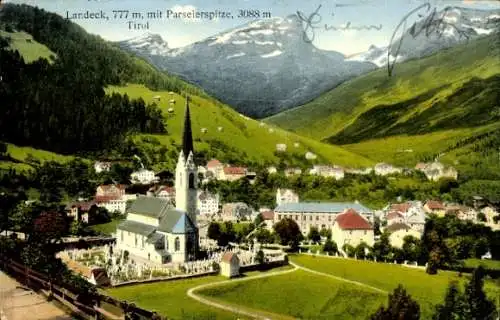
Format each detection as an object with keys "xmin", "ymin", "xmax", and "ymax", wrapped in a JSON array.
[
  {"xmin": 266, "ymin": 34, "xmax": 500, "ymax": 142},
  {"xmin": 0, "ymin": 30, "xmax": 55, "ymax": 62},
  {"xmin": 107, "ymin": 85, "xmax": 373, "ymax": 170}
]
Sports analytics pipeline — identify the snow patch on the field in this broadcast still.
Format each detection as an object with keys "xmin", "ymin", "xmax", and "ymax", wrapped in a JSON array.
[
  {"xmin": 249, "ymin": 29, "xmax": 274, "ymax": 36},
  {"xmin": 232, "ymin": 40, "xmax": 249, "ymax": 45},
  {"xmin": 472, "ymin": 27, "xmax": 494, "ymax": 35},
  {"xmin": 261, "ymin": 50, "xmax": 282, "ymax": 58},
  {"xmin": 227, "ymin": 52, "xmax": 246, "ymax": 60},
  {"xmin": 255, "ymin": 40, "xmax": 275, "ymax": 45}
]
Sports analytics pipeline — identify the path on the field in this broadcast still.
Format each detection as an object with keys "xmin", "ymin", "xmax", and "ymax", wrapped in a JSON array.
[
  {"xmin": 186, "ymin": 259, "xmax": 390, "ymax": 319},
  {"xmin": 0, "ymin": 271, "xmax": 72, "ymax": 320},
  {"xmin": 289, "ymin": 261, "xmax": 388, "ymax": 294},
  {"xmin": 187, "ymin": 266, "xmax": 299, "ymax": 320}
]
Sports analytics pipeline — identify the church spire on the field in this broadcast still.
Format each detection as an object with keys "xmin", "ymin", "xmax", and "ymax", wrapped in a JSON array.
[{"xmin": 182, "ymin": 96, "xmax": 194, "ymax": 158}]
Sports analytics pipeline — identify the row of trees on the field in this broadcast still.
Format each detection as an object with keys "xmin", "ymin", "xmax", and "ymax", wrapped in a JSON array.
[{"xmin": 370, "ymin": 267, "xmax": 498, "ymax": 319}]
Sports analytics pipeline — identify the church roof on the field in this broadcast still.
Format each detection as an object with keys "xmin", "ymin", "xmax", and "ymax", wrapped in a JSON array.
[
  {"xmin": 146, "ymin": 232, "xmax": 164, "ymax": 244},
  {"xmin": 117, "ymin": 220, "xmax": 156, "ymax": 236},
  {"xmin": 158, "ymin": 209, "xmax": 196, "ymax": 234},
  {"xmin": 182, "ymin": 97, "xmax": 194, "ymax": 158},
  {"xmin": 128, "ymin": 196, "xmax": 171, "ymax": 218}
]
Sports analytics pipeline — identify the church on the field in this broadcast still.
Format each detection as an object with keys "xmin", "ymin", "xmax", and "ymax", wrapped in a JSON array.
[{"xmin": 115, "ymin": 98, "xmax": 199, "ymax": 264}]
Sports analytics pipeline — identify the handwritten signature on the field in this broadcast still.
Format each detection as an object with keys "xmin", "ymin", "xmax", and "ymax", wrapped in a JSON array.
[
  {"xmin": 387, "ymin": 3, "xmax": 470, "ymax": 76},
  {"xmin": 296, "ymin": 5, "xmax": 382, "ymax": 43}
]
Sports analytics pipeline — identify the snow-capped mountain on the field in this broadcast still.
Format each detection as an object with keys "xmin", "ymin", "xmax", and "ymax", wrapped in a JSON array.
[
  {"xmin": 347, "ymin": 6, "xmax": 500, "ymax": 67},
  {"xmin": 117, "ymin": 15, "xmax": 376, "ymax": 118}
]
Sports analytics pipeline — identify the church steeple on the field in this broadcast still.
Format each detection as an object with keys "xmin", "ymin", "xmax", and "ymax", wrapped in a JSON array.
[{"xmin": 182, "ymin": 96, "xmax": 194, "ymax": 159}]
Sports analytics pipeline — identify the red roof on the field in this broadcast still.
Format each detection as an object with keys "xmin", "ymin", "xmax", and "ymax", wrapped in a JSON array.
[
  {"xmin": 425, "ymin": 200, "xmax": 445, "ymax": 210},
  {"xmin": 221, "ymin": 252, "xmax": 239, "ymax": 263},
  {"xmin": 335, "ymin": 209, "xmax": 372, "ymax": 230},
  {"xmin": 386, "ymin": 211, "xmax": 404, "ymax": 220},
  {"xmin": 207, "ymin": 159, "xmax": 222, "ymax": 168},
  {"xmin": 95, "ymin": 195, "xmax": 121, "ymax": 203},
  {"xmin": 390, "ymin": 203, "xmax": 411, "ymax": 213},
  {"xmin": 261, "ymin": 211, "xmax": 274, "ymax": 220},
  {"xmin": 223, "ymin": 166, "xmax": 246, "ymax": 175},
  {"xmin": 71, "ymin": 201, "xmax": 96, "ymax": 212}
]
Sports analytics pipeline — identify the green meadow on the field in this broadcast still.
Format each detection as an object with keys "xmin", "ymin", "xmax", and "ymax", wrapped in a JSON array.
[
  {"xmin": 0, "ymin": 30, "xmax": 55, "ymax": 63},
  {"xmin": 0, "ymin": 143, "xmax": 75, "ymax": 172},
  {"xmin": 106, "ymin": 84, "xmax": 374, "ymax": 169}
]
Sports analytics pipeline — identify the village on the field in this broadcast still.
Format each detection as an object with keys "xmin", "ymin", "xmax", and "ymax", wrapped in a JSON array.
[{"xmin": 58, "ymin": 101, "xmax": 500, "ymax": 290}]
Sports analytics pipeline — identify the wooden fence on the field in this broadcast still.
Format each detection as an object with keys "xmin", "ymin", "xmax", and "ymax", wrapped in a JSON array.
[{"xmin": 0, "ymin": 258, "xmax": 165, "ymax": 320}]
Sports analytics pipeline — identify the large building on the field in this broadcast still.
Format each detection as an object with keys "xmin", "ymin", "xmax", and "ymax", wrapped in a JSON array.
[
  {"xmin": 274, "ymin": 202, "xmax": 373, "ymax": 235},
  {"xmin": 276, "ymin": 188, "xmax": 299, "ymax": 206},
  {"xmin": 197, "ymin": 190, "xmax": 219, "ymax": 216},
  {"xmin": 116, "ymin": 99, "xmax": 199, "ymax": 264},
  {"xmin": 332, "ymin": 209, "xmax": 374, "ymax": 248}
]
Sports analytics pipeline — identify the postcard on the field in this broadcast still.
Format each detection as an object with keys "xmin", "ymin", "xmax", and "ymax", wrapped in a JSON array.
[{"xmin": 0, "ymin": 0, "xmax": 499, "ymax": 319}]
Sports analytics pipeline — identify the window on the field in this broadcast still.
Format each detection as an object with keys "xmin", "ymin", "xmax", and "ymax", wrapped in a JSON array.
[
  {"xmin": 295, "ymin": 215, "xmax": 298, "ymax": 220},
  {"xmin": 309, "ymin": 216, "xmax": 312, "ymax": 221},
  {"xmin": 175, "ymin": 237, "xmax": 180, "ymax": 251},
  {"xmin": 189, "ymin": 173, "xmax": 195, "ymax": 189},
  {"xmin": 120, "ymin": 230, "xmax": 123, "ymax": 242},
  {"xmin": 135, "ymin": 235, "xmax": 138, "ymax": 246},
  {"xmin": 364, "ymin": 231, "xmax": 367, "ymax": 235},
  {"xmin": 328, "ymin": 216, "xmax": 331, "ymax": 222},
  {"xmin": 302, "ymin": 216, "xmax": 306, "ymax": 220},
  {"xmin": 316, "ymin": 216, "xmax": 319, "ymax": 221}
]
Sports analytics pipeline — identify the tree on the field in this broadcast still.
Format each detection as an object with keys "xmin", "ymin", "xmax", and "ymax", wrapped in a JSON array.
[
  {"xmin": 254, "ymin": 227, "xmax": 274, "ymax": 244},
  {"xmin": 372, "ymin": 232, "xmax": 392, "ymax": 261},
  {"xmin": 319, "ymin": 227, "xmax": 332, "ymax": 240},
  {"xmin": 401, "ymin": 235, "xmax": 421, "ymax": 262},
  {"xmin": 373, "ymin": 217, "xmax": 382, "ymax": 236},
  {"xmin": 461, "ymin": 266, "xmax": 496, "ymax": 319},
  {"xmin": 432, "ymin": 281, "xmax": 464, "ymax": 320},
  {"xmin": 307, "ymin": 226, "xmax": 321, "ymax": 244},
  {"xmin": 207, "ymin": 222, "xmax": 222, "ymax": 243},
  {"xmin": 355, "ymin": 242, "xmax": 369, "ymax": 259},
  {"xmin": 273, "ymin": 218, "xmax": 303, "ymax": 250},
  {"xmin": 369, "ymin": 285, "xmax": 420, "ymax": 320},
  {"xmin": 254, "ymin": 213, "xmax": 264, "ymax": 227},
  {"xmin": 323, "ymin": 239, "xmax": 337, "ymax": 254},
  {"xmin": 256, "ymin": 250, "xmax": 265, "ymax": 265},
  {"xmin": 476, "ymin": 212, "xmax": 487, "ymax": 222}
]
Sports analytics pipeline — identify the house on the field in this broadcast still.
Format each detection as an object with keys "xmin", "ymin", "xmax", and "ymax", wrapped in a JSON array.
[
  {"xmin": 156, "ymin": 186, "xmax": 176, "ymax": 202},
  {"xmin": 206, "ymin": 159, "xmax": 224, "ymax": 179},
  {"xmin": 96, "ymin": 184, "xmax": 126, "ymax": 198},
  {"xmin": 130, "ymin": 168, "xmax": 158, "ymax": 184},
  {"xmin": 405, "ymin": 210, "xmax": 427, "ymax": 233},
  {"xmin": 332, "ymin": 209, "xmax": 374, "ymax": 248},
  {"xmin": 309, "ymin": 165, "xmax": 344, "ymax": 180},
  {"xmin": 67, "ymin": 200, "xmax": 97, "ymax": 224},
  {"xmin": 221, "ymin": 166, "xmax": 247, "ymax": 181},
  {"xmin": 345, "ymin": 167, "xmax": 373, "ymax": 175},
  {"xmin": 445, "ymin": 205, "xmax": 477, "ymax": 221},
  {"xmin": 386, "ymin": 223, "xmax": 422, "ymax": 249},
  {"xmin": 481, "ymin": 206, "xmax": 499, "ymax": 224},
  {"xmin": 222, "ymin": 202, "xmax": 252, "ymax": 220},
  {"xmin": 374, "ymin": 163, "xmax": 402, "ymax": 176},
  {"xmin": 305, "ymin": 152, "xmax": 317, "ymax": 160},
  {"xmin": 261, "ymin": 211, "xmax": 275, "ymax": 230},
  {"xmin": 94, "ymin": 161, "xmax": 112, "ymax": 173},
  {"xmin": 116, "ymin": 99, "xmax": 199, "ymax": 264},
  {"xmin": 197, "ymin": 190, "xmax": 219, "ymax": 216},
  {"xmin": 386, "ymin": 211, "xmax": 405, "ymax": 226},
  {"xmin": 416, "ymin": 161, "xmax": 458, "ymax": 181},
  {"xmin": 267, "ymin": 166, "xmax": 278, "ymax": 174},
  {"xmin": 274, "ymin": 202, "xmax": 373, "ymax": 235},
  {"xmin": 95, "ymin": 184, "xmax": 128, "ymax": 214},
  {"xmin": 284, "ymin": 168, "xmax": 302, "ymax": 177},
  {"xmin": 276, "ymin": 144, "xmax": 287, "ymax": 152},
  {"xmin": 424, "ymin": 200, "xmax": 446, "ymax": 216},
  {"xmin": 276, "ymin": 188, "xmax": 299, "ymax": 206},
  {"xmin": 219, "ymin": 252, "xmax": 240, "ymax": 278}
]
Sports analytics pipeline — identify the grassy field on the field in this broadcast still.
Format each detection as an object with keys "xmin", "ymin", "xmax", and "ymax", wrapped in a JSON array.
[
  {"xmin": 0, "ymin": 143, "xmax": 75, "ymax": 172},
  {"xmin": 106, "ymin": 266, "xmax": 291, "ymax": 320},
  {"xmin": 0, "ymin": 30, "xmax": 55, "ymax": 63},
  {"xmin": 266, "ymin": 35, "xmax": 500, "ymax": 142},
  {"xmin": 291, "ymin": 255, "xmax": 500, "ymax": 319},
  {"xmin": 463, "ymin": 258, "xmax": 500, "ymax": 271},
  {"xmin": 198, "ymin": 269, "xmax": 385, "ymax": 320},
  {"xmin": 106, "ymin": 84, "xmax": 373, "ymax": 170},
  {"xmin": 90, "ymin": 218, "xmax": 125, "ymax": 236}
]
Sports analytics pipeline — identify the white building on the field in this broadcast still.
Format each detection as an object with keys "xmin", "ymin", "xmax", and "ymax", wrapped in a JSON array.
[
  {"xmin": 276, "ymin": 188, "xmax": 299, "ymax": 206},
  {"xmin": 222, "ymin": 202, "xmax": 252, "ymax": 220},
  {"xmin": 332, "ymin": 209, "xmax": 374, "ymax": 248},
  {"xmin": 274, "ymin": 202, "xmax": 373, "ymax": 236},
  {"xmin": 284, "ymin": 168, "xmax": 302, "ymax": 177},
  {"xmin": 156, "ymin": 186, "xmax": 176, "ymax": 202},
  {"xmin": 305, "ymin": 152, "xmax": 317, "ymax": 160},
  {"xmin": 309, "ymin": 165, "xmax": 344, "ymax": 180},
  {"xmin": 96, "ymin": 198, "xmax": 127, "ymax": 214},
  {"xmin": 276, "ymin": 144, "xmax": 287, "ymax": 152},
  {"xmin": 267, "ymin": 166, "xmax": 278, "ymax": 174},
  {"xmin": 206, "ymin": 159, "xmax": 224, "ymax": 180},
  {"xmin": 94, "ymin": 161, "xmax": 111, "ymax": 173},
  {"xmin": 95, "ymin": 184, "xmax": 128, "ymax": 214},
  {"xmin": 386, "ymin": 223, "xmax": 422, "ymax": 249},
  {"xmin": 197, "ymin": 190, "xmax": 219, "ymax": 216},
  {"xmin": 219, "ymin": 252, "xmax": 240, "ymax": 278},
  {"xmin": 261, "ymin": 211, "xmax": 275, "ymax": 230},
  {"xmin": 116, "ymin": 99, "xmax": 199, "ymax": 264},
  {"xmin": 374, "ymin": 163, "xmax": 402, "ymax": 176},
  {"xmin": 130, "ymin": 169, "xmax": 159, "ymax": 184}
]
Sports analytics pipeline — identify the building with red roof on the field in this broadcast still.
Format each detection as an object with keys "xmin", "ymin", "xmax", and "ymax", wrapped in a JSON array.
[
  {"xmin": 220, "ymin": 252, "xmax": 240, "ymax": 278},
  {"xmin": 424, "ymin": 200, "xmax": 446, "ymax": 215},
  {"xmin": 221, "ymin": 166, "xmax": 247, "ymax": 181},
  {"xmin": 332, "ymin": 209, "xmax": 374, "ymax": 248}
]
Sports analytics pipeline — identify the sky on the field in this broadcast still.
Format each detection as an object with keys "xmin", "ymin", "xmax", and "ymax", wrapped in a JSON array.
[{"xmin": 4, "ymin": 0, "xmax": 500, "ymax": 55}]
